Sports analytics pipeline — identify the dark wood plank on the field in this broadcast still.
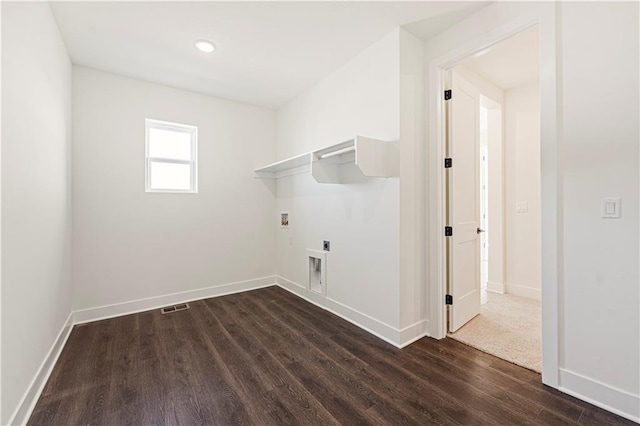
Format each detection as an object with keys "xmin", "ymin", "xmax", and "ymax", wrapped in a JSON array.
[
  {"xmin": 28, "ymin": 286, "xmax": 635, "ymax": 426},
  {"xmin": 261, "ymin": 288, "xmax": 543, "ymax": 424},
  {"xmin": 207, "ymin": 294, "xmax": 426, "ymax": 425},
  {"xmin": 204, "ymin": 295, "xmax": 384, "ymax": 424}
]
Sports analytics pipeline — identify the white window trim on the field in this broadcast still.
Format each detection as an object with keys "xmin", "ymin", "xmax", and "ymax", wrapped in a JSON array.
[{"xmin": 145, "ymin": 119, "xmax": 198, "ymax": 194}]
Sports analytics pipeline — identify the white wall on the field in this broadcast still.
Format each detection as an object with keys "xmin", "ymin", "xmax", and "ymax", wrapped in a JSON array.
[
  {"xmin": 560, "ymin": 1, "xmax": 639, "ymax": 412},
  {"xmin": 504, "ymin": 81, "xmax": 541, "ymax": 299},
  {"xmin": 274, "ymin": 28, "xmax": 428, "ymax": 346},
  {"xmin": 72, "ymin": 67, "xmax": 276, "ymax": 311},
  {"xmin": 1, "ymin": 3, "xmax": 73, "ymax": 423},
  {"xmin": 424, "ymin": 1, "xmax": 639, "ymax": 420},
  {"xmin": 0, "ymin": 4, "xmax": 4, "ymax": 420},
  {"xmin": 485, "ymin": 101, "xmax": 504, "ymax": 291},
  {"xmin": 275, "ymin": 30, "xmax": 402, "ymax": 339},
  {"xmin": 276, "ymin": 31, "xmax": 400, "ymax": 159},
  {"xmin": 398, "ymin": 29, "xmax": 427, "ymax": 340}
]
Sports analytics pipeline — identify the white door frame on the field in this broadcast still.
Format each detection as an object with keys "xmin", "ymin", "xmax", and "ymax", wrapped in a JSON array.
[{"xmin": 427, "ymin": 7, "xmax": 560, "ymax": 388}]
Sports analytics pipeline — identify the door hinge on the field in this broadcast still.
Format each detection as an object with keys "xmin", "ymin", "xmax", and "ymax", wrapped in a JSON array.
[
  {"xmin": 444, "ymin": 90, "xmax": 452, "ymax": 100},
  {"xmin": 444, "ymin": 158, "xmax": 452, "ymax": 168},
  {"xmin": 445, "ymin": 295, "xmax": 453, "ymax": 305},
  {"xmin": 445, "ymin": 226, "xmax": 453, "ymax": 237}
]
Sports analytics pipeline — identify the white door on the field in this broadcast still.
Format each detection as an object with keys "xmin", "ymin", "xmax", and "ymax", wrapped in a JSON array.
[{"xmin": 447, "ymin": 71, "xmax": 481, "ymax": 333}]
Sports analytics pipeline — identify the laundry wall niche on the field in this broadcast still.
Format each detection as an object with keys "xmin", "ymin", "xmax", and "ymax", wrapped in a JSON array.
[{"xmin": 306, "ymin": 249, "xmax": 327, "ymax": 295}]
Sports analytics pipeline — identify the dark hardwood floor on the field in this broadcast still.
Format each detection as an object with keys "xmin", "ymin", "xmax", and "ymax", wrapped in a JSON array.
[{"xmin": 29, "ymin": 286, "xmax": 633, "ymax": 425}]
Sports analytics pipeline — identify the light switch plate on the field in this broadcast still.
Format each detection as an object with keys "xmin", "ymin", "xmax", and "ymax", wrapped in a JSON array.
[{"xmin": 601, "ymin": 198, "xmax": 621, "ymax": 218}]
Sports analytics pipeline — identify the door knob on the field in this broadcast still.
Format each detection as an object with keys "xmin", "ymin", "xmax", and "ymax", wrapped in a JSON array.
[{"xmin": 477, "ymin": 228, "xmax": 485, "ymax": 234}]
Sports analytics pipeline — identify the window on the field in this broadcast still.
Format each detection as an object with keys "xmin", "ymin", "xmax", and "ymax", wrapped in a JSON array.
[{"xmin": 145, "ymin": 119, "xmax": 197, "ymax": 193}]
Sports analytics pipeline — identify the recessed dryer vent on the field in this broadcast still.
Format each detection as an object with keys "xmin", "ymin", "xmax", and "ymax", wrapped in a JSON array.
[{"xmin": 306, "ymin": 249, "xmax": 327, "ymax": 295}]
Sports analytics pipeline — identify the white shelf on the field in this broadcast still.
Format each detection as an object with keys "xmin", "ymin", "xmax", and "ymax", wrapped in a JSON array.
[
  {"xmin": 253, "ymin": 152, "xmax": 312, "ymax": 179},
  {"xmin": 254, "ymin": 135, "xmax": 398, "ymax": 183}
]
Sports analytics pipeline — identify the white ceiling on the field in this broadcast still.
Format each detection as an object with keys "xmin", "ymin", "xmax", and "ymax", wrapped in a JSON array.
[
  {"xmin": 50, "ymin": 1, "xmax": 486, "ymax": 109},
  {"xmin": 460, "ymin": 26, "xmax": 540, "ymax": 90},
  {"xmin": 401, "ymin": 2, "xmax": 488, "ymax": 41}
]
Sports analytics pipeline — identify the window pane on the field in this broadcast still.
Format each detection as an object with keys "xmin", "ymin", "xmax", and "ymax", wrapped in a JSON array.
[
  {"xmin": 149, "ymin": 161, "xmax": 192, "ymax": 191},
  {"xmin": 148, "ymin": 127, "xmax": 192, "ymax": 160}
]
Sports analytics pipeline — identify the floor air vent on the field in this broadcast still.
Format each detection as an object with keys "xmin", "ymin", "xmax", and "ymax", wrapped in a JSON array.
[{"xmin": 161, "ymin": 303, "xmax": 190, "ymax": 314}]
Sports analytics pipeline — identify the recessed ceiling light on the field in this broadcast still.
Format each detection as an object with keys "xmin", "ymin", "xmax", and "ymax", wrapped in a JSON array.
[{"xmin": 194, "ymin": 40, "xmax": 215, "ymax": 53}]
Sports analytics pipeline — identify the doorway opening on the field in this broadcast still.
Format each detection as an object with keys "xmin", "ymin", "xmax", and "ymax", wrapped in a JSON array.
[{"xmin": 443, "ymin": 26, "xmax": 542, "ymax": 373}]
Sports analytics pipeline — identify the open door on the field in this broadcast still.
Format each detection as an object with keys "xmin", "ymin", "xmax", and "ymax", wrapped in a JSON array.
[{"xmin": 447, "ymin": 70, "xmax": 481, "ymax": 333}]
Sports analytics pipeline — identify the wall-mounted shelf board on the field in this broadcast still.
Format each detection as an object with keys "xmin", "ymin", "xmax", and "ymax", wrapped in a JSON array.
[
  {"xmin": 255, "ymin": 135, "xmax": 398, "ymax": 183},
  {"xmin": 254, "ymin": 152, "xmax": 312, "ymax": 179}
]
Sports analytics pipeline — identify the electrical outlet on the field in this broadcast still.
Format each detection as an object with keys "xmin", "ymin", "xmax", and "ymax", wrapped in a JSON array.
[{"xmin": 323, "ymin": 241, "xmax": 330, "ymax": 251}]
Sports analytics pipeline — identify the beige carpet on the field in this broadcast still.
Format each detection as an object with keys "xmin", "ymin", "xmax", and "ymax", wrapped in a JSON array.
[{"xmin": 448, "ymin": 292, "xmax": 542, "ymax": 373}]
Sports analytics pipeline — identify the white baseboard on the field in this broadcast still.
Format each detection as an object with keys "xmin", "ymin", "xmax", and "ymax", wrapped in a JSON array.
[
  {"xmin": 487, "ymin": 282, "xmax": 541, "ymax": 301},
  {"xmin": 73, "ymin": 276, "xmax": 277, "ymax": 324},
  {"xmin": 559, "ymin": 368, "xmax": 640, "ymax": 423},
  {"xmin": 504, "ymin": 283, "xmax": 541, "ymax": 300},
  {"xmin": 486, "ymin": 281, "xmax": 505, "ymax": 294},
  {"xmin": 275, "ymin": 276, "xmax": 429, "ymax": 348},
  {"xmin": 72, "ymin": 274, "xmax": 429, "ymax": 349},
  {"xmin": 398, "ymin": 319, "xmax": 430, "ymax": 348},
  {"xmin": 9, "ymin": 312, "xmax": 74, "ymax": 426}
]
